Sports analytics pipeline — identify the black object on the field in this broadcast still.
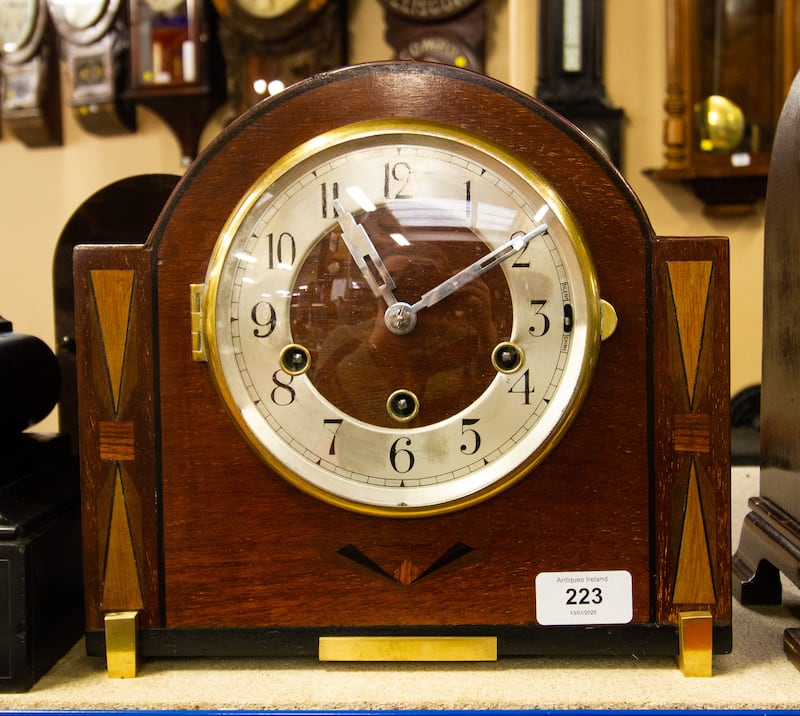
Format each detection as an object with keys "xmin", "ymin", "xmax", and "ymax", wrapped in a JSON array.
[
  {"xmin": 0, "ymin": 317, "xmax": 60, "ymax": 436},
  {"xmin": 0, "ymin": 432, "xmax": 83, "ymax": 692},
  {"xmin": 731, "ymin": 384, "xmax": 760, "ymax": 466}
]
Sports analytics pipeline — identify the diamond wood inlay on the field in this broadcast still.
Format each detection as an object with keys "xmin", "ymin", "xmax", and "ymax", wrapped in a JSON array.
[{"xmin": 90, "ymin": 269, "xmax": 135, "ymax": 412}]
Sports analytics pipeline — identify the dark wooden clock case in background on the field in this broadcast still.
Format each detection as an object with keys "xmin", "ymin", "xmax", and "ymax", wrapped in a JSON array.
[{"xmin": 73, "ymin": 62, "xmax": 731, "ymax": 660}]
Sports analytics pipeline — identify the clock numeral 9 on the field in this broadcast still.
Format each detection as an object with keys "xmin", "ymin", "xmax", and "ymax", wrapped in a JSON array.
[{"xmin": 251, "ymin": 301, "xmax": 276, "ymax": 338}]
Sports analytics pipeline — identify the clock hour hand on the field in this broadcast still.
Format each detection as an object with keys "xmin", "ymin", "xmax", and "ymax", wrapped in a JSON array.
[
  {"xmin": 411, "ymin": 223, "xmax": 549, "ymax": 314},
  {"xmin": 333, "ymin": 198, "xmax": 400, "ymax": 308}
]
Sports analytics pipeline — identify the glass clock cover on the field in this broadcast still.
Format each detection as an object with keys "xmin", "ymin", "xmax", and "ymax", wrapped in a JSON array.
[{"xmin": 202, "ymin": 119, "xmax": 601, "ymax": 516}]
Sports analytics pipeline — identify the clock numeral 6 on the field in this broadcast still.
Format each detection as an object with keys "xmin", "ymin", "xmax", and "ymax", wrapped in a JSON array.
[{"xmin": 389, "ymin": 437, "xmax": 415, "ymax": 473}]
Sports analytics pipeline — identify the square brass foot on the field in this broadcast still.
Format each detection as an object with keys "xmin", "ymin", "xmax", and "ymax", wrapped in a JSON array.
[
  {"xmin": 104, "ymin": 611, "xmax": 139, "ymax": 678},
  {"xmin": 677, "ymin": 610, "xmax": 713, "ymax": 677}
]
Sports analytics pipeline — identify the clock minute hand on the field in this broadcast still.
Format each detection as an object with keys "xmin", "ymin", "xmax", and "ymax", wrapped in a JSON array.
[
  {"xmin": 411, "ymin": 223, "xmax": 549, "ymax": 314},
  {"xmin": 333, "ymin": 198, "xmax": 399, "ymax": 308}
]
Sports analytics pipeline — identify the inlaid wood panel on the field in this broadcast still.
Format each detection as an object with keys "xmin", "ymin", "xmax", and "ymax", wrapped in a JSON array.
[{"xmin": 652, "ymin": 238, "xmax": 731, "ymax": 626}]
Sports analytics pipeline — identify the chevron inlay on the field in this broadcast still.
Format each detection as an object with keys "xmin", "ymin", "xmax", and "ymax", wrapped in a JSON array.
[
  {"xmin": 338, "ymin": 542, "xmax": 474, "ymax": 586},
  {"xmin": 90, "ymin": 269, "xmax": 135, "ymax": 412},
  {"xmin": 666, "ymin": 261, "xmax": 712, "ymax": 405}
]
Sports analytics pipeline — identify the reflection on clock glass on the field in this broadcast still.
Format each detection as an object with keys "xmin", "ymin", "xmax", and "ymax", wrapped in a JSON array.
[
  {"xmin": 49, "ymin": 0, "xmax": 108, "ymax": 29},
  {"xmin": 205, "ymin": 122, "xmax": 599, "ymax": 512}
]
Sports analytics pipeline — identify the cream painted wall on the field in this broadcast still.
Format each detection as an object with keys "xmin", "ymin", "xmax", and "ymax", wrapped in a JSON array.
[{"xmin": 0, "ymin": 0, "xmax": 763, "ymax": 433}]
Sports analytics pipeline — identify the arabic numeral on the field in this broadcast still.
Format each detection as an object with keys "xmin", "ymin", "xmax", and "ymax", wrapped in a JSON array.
[
  {"xmin": 321, "ymin": 182, "xmax": 339, "ymax": 218},
  {"xmin": 460, "ymin": 418, "xmax": 481, "ymax": 455},
  {"xmin": 508, "ymin": 369, "xmax": 535, "ymax": 405},
  {"xmin": 389, "ymin": 437, "xmax": 415, "ymax": 473},
  {"xmin": 251, "ymin": 301, "xmax": 276, "ymax": 338},
  {"xmin": 270, "ymin": 370, "xmax": 295, "ymax": 406},
  {"xmin": 565, "ymin": 587, "xmax": 603, "ymax": 606},
  {"xmin": 384, "ymin": 161, "xmax": 413, "ymax": 199},
  {"xmin": 267, "ymin": 232, "xmax": 296, "ymax": 269},
  {"xmin": 529, "ymin": 299, "xmax": 550, "ymax": 337}
]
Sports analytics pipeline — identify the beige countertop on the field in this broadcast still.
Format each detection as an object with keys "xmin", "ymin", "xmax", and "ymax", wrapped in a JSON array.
[{"xmin": 4, "ymin": 467, "xmax": 800, "ymax": 712}]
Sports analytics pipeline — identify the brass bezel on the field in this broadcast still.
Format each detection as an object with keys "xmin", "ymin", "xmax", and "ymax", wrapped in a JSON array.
[{"xmin": 201, "ymin": 118, "xmax": 602, "ymax": 518}]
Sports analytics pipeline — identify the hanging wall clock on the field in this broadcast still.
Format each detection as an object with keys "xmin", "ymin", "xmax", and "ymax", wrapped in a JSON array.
[
  {"xmin": 379, "ymin": 0, "xmax": 485, "ymax": 72},
  {"xmin": 0, "ymin": 0, "xmax": 62, "ymax": 146},
  {"xmin": 47, "ymin": 0, "xmax": 136, "ymax": 134},
  {"xmin": 535, "ymin": 0, "xmax": 623, "ymax": 167},
  {"xmin": 211, "ymin": 0, "xmax": 346, "ymax": 124},
  {"xmin": 73, "ymin": 61, "xmax": 731, "ymax": 676}
]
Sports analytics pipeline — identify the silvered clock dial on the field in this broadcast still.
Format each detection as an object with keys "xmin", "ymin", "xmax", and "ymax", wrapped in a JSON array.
[{"xmin": 199, "ymin": 119, "xmax": 612, "ymax": 515}]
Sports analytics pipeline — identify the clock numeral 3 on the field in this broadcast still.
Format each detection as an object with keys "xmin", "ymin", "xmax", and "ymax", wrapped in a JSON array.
[{"xmin": 529, "ymin": 299, "xmax": 551, "ymax": 337}]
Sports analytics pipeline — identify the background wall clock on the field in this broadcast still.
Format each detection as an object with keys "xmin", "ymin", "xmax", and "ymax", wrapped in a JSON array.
[
  {"xmin": 211, "ymin": 0, "xmax": 347, "ymax": 124},
  {"xmin": 0, "ymin": 0, "xmax": 62, "ymax": 146},
  {"xmin": 378, "ymin": 0, "xmax": 485, "ymax": 72},
  {"xmin": 535, "ymin": 0, "xmax": 623, "ymax": 168},
  {"xmin": 73, "ymin": 61, "xmax": 731, "ymax": 675},
  {"xmin": 47, "ymin": 0, "xmax": 136, "ymax": 134}
]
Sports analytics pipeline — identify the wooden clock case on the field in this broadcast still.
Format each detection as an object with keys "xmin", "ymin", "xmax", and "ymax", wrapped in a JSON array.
[{"xmin": 73, "ymin": 62, "xmax": 731, "ymax": 664}]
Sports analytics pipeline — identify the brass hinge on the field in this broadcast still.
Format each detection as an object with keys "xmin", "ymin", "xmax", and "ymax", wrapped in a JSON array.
[{"xmin": 190, "ymin": 283, "xmax": 207, "ymax": 362}]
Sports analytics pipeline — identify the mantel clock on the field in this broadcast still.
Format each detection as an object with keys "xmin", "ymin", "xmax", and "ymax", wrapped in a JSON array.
[
  {"xmin": 73, "ymin": 61, "xmax": 731, "ymax": 675},
  {"xmin": 733, "ymin": 70, "xmax": 800, "ymax": 670},
  {"xmin": 0, "ymin": 0, "xmax": 62, "ymax": 146},
  {"xmin": 47, "ymin": 0, "xmax": 136, "ymax": 134}
]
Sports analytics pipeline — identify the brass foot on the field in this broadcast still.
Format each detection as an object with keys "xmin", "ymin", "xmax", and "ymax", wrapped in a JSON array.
[
  {"xmin": 104, "ymin": 611, "xmax": 139, "ymax": 678},
  {"xmin": 677, "ymin": 610, "xmax": 713, "ymax": 677}
]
